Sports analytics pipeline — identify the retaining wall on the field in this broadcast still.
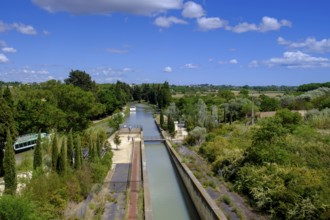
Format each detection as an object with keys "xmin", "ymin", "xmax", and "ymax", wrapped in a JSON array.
[
  {"xmin": 160, "ymin": 129, "xmax": 227, "ymax": 220},
  {"xmin": 140, "ymin": 131, "xmax": 153, "ymax": 220}
]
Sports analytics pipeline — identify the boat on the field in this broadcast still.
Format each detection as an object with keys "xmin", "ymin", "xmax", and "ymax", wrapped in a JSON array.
[{"xmin": 130, "ymin": 106, "xmax": 136, "ymax": 112}]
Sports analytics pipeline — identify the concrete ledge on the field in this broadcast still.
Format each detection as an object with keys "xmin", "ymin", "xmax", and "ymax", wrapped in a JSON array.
[
  {"xmin": 161, "ymin": 130, "xmax": 227, "ymax": 220},
  {"xmin": 141, "ymin": 131, "xmax": 153, "ymax": 220}
]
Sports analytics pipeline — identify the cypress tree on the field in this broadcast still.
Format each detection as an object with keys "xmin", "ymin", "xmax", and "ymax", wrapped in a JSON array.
[
  {"xmin": 33, "ymin": 131, "xmax": 42, "ymax": 170},
  {"xmin": 167, "ymin": 115, "xmax": 175, "ymax": 136},
  {"xmin": 67, "ymin": 129, "xmax": 74, "ymax": 167},
  {"xmin": 74, "ymin": 135, "xmax": 82, "ymax": 169},
  {"xmin": 96, "ymin": 136, "xmax": 101, "ymax": 158},
  {"xmin": 3, "ymin": 86, "xmax": 14, "ymax": 108},
  {"xmin": 58, "ymin": 138, "xmax": 67, "ymax": 175},
  {"xmin": 160, "ymin": 110, "xmax": 164, "ymax": 129},
  {"xmin": 51, "ymin": 134, "xmax": 58, "ymax": 171},
  {"xmin": 0, "ymin": 97, "xmax": 17, "ymax": 176},
  {"xmin": 3, "ymin": 129, "xmax": 17, "ymax": 195}
]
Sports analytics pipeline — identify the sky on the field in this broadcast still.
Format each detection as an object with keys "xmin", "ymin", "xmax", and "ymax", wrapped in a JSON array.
[{"xmin": 0, "ymin": 0, "xmax": 330, "ymax": 86}]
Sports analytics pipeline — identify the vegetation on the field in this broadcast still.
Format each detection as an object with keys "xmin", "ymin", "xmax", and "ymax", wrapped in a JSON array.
[
  {"xmin": 114, "ymin": 133, "xmax": 121, "ymax": 150},
  {"xmin": 3, "ymin": 130, "xmax": 17, "ymax": 195},
  {"xmin": 33, "ymin": 132, "xmax": 42, "ymax": 170},
  {"xmin": 172, "ymin": 85, "xmax": 330, "ymax": 219}
]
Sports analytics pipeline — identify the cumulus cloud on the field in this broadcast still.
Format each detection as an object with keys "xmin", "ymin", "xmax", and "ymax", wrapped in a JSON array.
[
  {"xmin": 230, "ymin": 16, "xmax": 291, "ymax": 33},
  {"xmin": 107, "ymin": 48, "xmax": 128, "ymax": 54},
  {"xmin": 249, "ymin": 60, "xmax": 259, "ymax": 68},
  {"xmin": 0, "ymin": 20, "xmax": 37, "ymax": 35},
  {"xmin": 265, "ymin": 51, "xmax": 330, "ymax": 68},
  {"xmin": 32, "ymin": 0, "xmax": 183, "ymax": 15},
  {"xmin": 2, "ymin": 47, "xmax": 17, "ymax": 53},
  {"xmin": 12, "ymin": 23, "xmax": 37, "ymax": 35},
  {"xmin": 0, "ymin": 54, "xmax": 9, "ymax": 63},
  {"xmin": 229, "ymin": 59, "xmax": 238, "ymax": 64},
  {"xmin": 219, "ymin": 59, "xmax": 238, "ymax": 65},
  {"xmin": 154, "ymin": 16, "xmax": 187, "ymax": 28},
  {"xmin": 163, "ymin": 66, "xmax": 173, "ymax": 72},
  {"xmin": 197, "ymin": 17, "xmax": 228, "ymax": 31},
  {"xmin": 277, "ymin": 37, "xmax": 330, "ymax": 53},
  {"xmin": 259, "ymin": 16, "xmax": 291, "ymax": 32},
  {"xmin": 231, "ymin": 22, "xmax": 258, "ymax": 33},
  {"xmin": 182, "ymin": 1, "xmax": 205, "ymax": 18},
  {"xmin": 183, "ymin": 63, "xmax": 198, "ymax": 69},
  {"xmin": 0, "ymin": 67, "xmax": 56, "ymax": 82}
]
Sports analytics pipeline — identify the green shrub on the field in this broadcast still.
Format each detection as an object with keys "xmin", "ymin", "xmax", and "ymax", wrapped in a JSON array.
[{"xmin": 0, "ymin": 195, "xmax": 41, "ymax": 220}]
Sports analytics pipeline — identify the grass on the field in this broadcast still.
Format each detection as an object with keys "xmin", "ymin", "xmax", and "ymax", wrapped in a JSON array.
[{"xmin": 222, "ymin": 195, "xmax": 232, "ymax": 206}]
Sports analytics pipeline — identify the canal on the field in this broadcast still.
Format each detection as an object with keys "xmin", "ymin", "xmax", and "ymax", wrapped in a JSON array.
[{"xmin": 124, "ymin": 104, "xmax": 199, "ymax": 220}]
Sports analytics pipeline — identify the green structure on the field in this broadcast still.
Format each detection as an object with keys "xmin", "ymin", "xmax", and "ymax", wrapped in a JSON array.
[{"xmin": 13, "ymin": 133, "xmax": 48, "ymax": 151}]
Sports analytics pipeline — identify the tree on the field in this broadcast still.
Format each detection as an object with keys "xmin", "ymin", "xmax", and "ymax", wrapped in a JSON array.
[
  {"xmin": 189, "ymin": 126, "xmax": 207, "ymax": 145},
  {"xmin": 74, "ymin": 135, "xmax": 82, "ymax": 169},
  {"xmin": 57, "ymin": 138, "xmax": 67, "ymax": 174},
  {"xmin": 33, "ymin": 132, "xmax": 42, "ymax": 170},
  {"xmin": 88, "ymin": 138, "xmax": 95, "ymax": 162},
  {"xmin": 160, "ymin": 110, "xmax": 165, "ymax": 129},
  {"xmin": 196, "ymin": 99, "xmax": 207, "ymax": 127},
  {"xmin": 67, "ymin": 129, "xmax": 74, "ymax": 167},
  {"xmin": 218, "ymin": 89, "xmax": 235, "ymax": 101},
  {"xmin": 259, "ymin": 95, "xmax": 280, "ymax": 112},
  {"xmin": 3, "ymin": 86, "xmax": 14, "ymax": 108},
  {"xmin": 109, "ymin": 113, "xmax": 124, "ymax": 131},
  {"xmin": 167, "ymin": 115, "xmax": 175, "ymax": 136},
  {"xmin": 3, "ymin": 130, "xmax": 17, "ymax": 195},
  {"xmin": 51, "ymin": 134, "xmax": 58, "ymax": 171},
  {"xmin": 0, "ymin": 97, "xmax": 17, "ymax": 176},
  {"xmin": 114, "ymin": 133, "xmax": 121, "ymax": 150},
  {"xmin": 64, "ymin": 70, "xmax": 96, "ymax": 92}
]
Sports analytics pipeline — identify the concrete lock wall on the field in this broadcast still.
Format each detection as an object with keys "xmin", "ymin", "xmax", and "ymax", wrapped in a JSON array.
[
  {"xmin": 140, "ymin": 131, "xmax": 153, "ymax": 220},
  {"xmin": 159, "ymin": 129, "xmax": 227, "ymax": 220}
]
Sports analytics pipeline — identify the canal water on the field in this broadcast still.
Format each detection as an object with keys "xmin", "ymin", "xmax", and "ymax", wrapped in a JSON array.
[{"xmin": 124, "ymin": 104, "xmax": 199, "ymax": 220}]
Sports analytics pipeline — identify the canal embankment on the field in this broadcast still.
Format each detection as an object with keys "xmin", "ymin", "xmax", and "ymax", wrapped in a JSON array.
[{"xmin": 155, "ymin": 120, "xmax": 227, "ymax": 220}]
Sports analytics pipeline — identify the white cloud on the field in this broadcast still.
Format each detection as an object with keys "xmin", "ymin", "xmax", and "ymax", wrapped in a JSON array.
[
  {"xmin": 230, "ymin": 16, "xmax": 291, "ymax": 33},
  {"xmin": 2, "ymin": 47, "xmax": 17, "ymax": 53},
  {"xmin": 0, "ymin": 54, "xmax": 9, "ymax": 63},
  {"xmin": 231, "ymin": 22, "xmax": 258, "ymax": 33},
  {"xmin": 32, "ymin": 0, "xmax": 183, "ymax": 15},
  {"xmin": 249, "ymin": 60, "xmax": 259, "ymax": 68},
  {"xmin": 182, "ymin": 1, "xmax": 205, "ymax": 18},
  {"xmin": 0, "ymin": 20, "xmax": 37, "ymax": 35},
  {"xmin": 277, "ymin": 37, "xmax": 330, "ymax": 53},
  {"xmin": 197, "ymin": 17, "xmax": 228, "ymax": 31},
  {"xmin": 219, "ymin": 59, "xmax": 238, "ymax": 65},
  {"xmin": 43, "ymin": 30, "xmax": 51, "ymax": 35},
  {"xmin": 259, "ymin": 16, "xmax": 291, "ymax": 32},
  {"xmin": 229, "ymin": 59, "xmax": 238, "ymax": 64},
  {"xmin": 265, "ymin": 51, "xmax": 330, "ymax": 68},
  {"xmin": 184, "ymin": 63, "xmax": 198, "ymax": 69},
  {"xmin": 12, "ymin": 23, "xmax": 37, "ymax": 35},
  {"xmin": 154, "ymin": 16, "xmax": 187, "ymax": 28},
  {"xmin": 91, "ymin": 67, "xmax": 133, "ymax": 75},
  {"xmin": 0, "ymin": 67, "xmax": 56, "ymax": 82},
  {"xmin": 163, "ymin": 66, "xmax": 173, "ymax": 72}
]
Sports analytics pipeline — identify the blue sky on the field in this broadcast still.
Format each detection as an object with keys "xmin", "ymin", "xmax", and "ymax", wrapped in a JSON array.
[{"xmin": 0, "ymin": 0, "xmax": 329, "ymax": 85}]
